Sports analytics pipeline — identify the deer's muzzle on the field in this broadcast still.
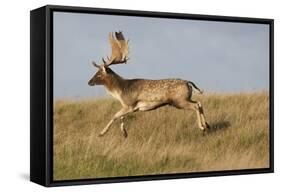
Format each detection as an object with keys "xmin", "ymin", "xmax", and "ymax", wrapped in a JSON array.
[{"xmin": 88, "ymin": 80, "xmax": 95, "ymax": 86}]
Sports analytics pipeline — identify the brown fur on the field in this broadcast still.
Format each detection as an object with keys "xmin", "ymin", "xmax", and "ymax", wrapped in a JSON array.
[{"xmin": 88, "ymin": 66, "xmax": 209, "ymax": 137}]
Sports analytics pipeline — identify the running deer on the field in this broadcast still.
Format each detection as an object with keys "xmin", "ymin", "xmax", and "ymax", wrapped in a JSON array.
[{"xmin": 88, "ymin": 31, "xmax": 210, "ymax": 137}]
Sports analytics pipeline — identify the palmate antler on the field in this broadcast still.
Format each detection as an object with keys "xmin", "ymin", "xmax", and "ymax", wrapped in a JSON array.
[
  {"xmin": 103, "ymin": 31, "xmax": 129, "ymax": 66},
  {"xmin": 92, "ymin": 31, "xmax": 129, "ymax": 68}
]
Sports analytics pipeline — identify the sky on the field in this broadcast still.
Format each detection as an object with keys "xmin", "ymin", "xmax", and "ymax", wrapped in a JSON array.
[{"xmin": 53, "ymin": 12, "xmax": 269, "ymax": 99}]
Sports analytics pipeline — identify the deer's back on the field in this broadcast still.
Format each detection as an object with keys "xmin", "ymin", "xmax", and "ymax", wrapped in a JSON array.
[{"xmin": 124, "ymin": 78, "xmax": 191, "ymax": 103}]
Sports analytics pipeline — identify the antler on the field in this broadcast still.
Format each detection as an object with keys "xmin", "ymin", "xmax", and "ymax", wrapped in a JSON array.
[
  {"xmin": 92, "ymin": 60, "xmax": 100, "ymax": 68},
  {"xmin": 103, "ymin": 31, "xmax": 129, "ymax": 67}
]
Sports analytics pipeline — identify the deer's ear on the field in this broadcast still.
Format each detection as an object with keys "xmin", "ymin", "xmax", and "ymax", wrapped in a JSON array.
[{"xmin": 101, "ymin": 65, "xmax": 107, "ymax": 73}]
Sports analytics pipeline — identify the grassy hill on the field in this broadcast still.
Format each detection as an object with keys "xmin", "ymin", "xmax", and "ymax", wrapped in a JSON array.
[{"xmin": 53, "ymin": 92, "xmax": 270, "ymax": 180}]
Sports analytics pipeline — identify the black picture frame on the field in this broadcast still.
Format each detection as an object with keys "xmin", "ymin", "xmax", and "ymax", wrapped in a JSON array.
[{"xmin": 30, "ymin": 5, "xmax": 274, "ymax": 187}]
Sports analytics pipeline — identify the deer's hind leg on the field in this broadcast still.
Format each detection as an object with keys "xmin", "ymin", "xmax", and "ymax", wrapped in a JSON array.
[
  {"xmin": 174, "ymin": 100, "xmax": 208, "ymax": 131},
  {"xmin": 197, "ymin": 101, "xmax": 210, "ymax": 129}
]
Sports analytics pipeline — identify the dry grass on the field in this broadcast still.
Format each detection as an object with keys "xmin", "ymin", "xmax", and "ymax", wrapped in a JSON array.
[{"xmin": 53, "ymin": 92, "xmax": 270, "ymax": 180}]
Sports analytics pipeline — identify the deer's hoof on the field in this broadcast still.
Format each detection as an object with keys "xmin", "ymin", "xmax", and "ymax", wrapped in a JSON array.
[
  {"xmin": 205, "ymin": 122, "xmax": 211, "ymax": 130},
  {"xmin": 122, "ymin": 130, "xmax": 128, "ymax": 138},
  {"xmin": 202, "ymin": 127, "xmax": 210, "ymax": 136},
  {"xmin": 202, "ymin": 130, "xmax": 206, "ymax": 136}
]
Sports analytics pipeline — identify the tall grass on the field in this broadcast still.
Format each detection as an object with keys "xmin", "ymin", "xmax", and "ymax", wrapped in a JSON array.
[{"xmin": 53, "ymin": 92, "xmax": 269, "ymax": 180}]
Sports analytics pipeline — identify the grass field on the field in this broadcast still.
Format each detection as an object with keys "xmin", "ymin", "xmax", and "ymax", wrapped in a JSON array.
[{"xmin": 53, "ymin": 92, "xmax": 270, "ymax": 180}]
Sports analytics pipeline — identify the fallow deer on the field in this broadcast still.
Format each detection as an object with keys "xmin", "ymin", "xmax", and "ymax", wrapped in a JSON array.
[{"xmin": 88, "ymin": 31, "xmax": 210, "ymax": 137}]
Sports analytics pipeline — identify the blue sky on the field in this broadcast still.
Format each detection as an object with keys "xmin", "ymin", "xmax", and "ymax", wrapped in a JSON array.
[{"xmin": 53, "ymin": 12, "xmax": 269, "ymax": 99}]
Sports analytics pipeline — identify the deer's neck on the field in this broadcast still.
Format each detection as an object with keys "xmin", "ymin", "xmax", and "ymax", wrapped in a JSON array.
[{"xmin": 103, "ymin": 71, "xmax": 126, "ymax": 93}]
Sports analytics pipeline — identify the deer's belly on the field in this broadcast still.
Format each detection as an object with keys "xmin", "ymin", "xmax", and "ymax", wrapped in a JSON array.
[{"xmin": 134, "ymin": 101, "xmax": 166, "ymax": 111}]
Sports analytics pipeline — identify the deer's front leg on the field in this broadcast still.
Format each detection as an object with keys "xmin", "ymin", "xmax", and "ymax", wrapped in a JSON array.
[
  {"xmin": 120, "ymin": 116, "xmax": 127, "ymax": 138},
  {"xmin": 99, "ymin": 107, "xmax": 133, "ymax": 137}
]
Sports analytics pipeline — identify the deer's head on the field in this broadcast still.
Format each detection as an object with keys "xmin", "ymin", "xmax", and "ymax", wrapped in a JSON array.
[
  {"xmin": 88, "ymin": 64, "xmax": 107, "ymax": 86},
  {"xmin": 88, "ymin": 31, "xmax": 129, "ymax": 86}
]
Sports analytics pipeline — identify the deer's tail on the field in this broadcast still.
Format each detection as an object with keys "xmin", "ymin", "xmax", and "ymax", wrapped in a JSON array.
[{"xmin": 187, "ymin": 81, "xmax": 203, "ymax": 94}]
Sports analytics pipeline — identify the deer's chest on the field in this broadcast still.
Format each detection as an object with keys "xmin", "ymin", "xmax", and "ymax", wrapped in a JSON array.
[{"xmin": 106, "ymin": 89, "xmax": 125, "ymax": 105}]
